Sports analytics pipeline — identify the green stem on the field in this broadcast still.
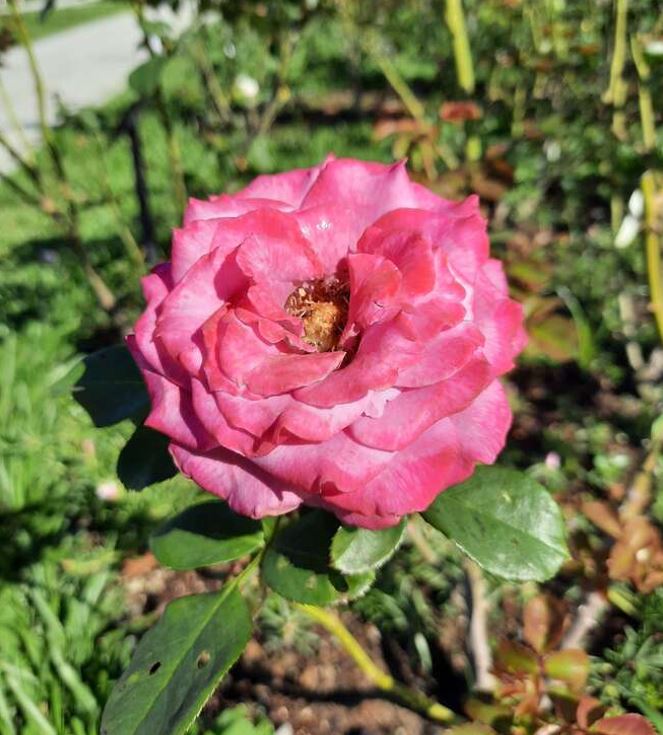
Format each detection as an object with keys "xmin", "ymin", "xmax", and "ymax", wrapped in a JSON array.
[
  {"xmin": 365, "ymin": 33, "xmax": 426, "ymax": 122},
  {"xmin": 8, "ymin": 0, "xmax": 116, "ymax": 313},
  {"xmin": 295, "ymin": 604, "xmax": 457, "ymax": 724},
  {"xmin": 0, "ymin": 75, "xmax": 33, "ymax": 157},
  {"xmin": 445, "ymin": 0, "xmax": 475, "ymax": 94},
  {"xmin": 631, "ymin": 35, "xmax": 656, "ymax": 152},
  {"xmin": 155, "ymin": 91, "xmax": 188, "ymax": 213},
  {"xmin": 133, "ymin": 3, "xmax": 188, "ymax": 214},
  {"xmin": 642, "ymin": 171, "xmax": 663, "ymax": 344},
  {"xmin": 191, "ymin": 35, "xmax": 232, "ymax": 125},
  {"xmin": 604, "ymin": 0, "xmax": 629, "ymax": 139},
  {"xmin": 256, "ymin": 29, "xmax": 296, "ymax": 138},
  {"xmin": 337, "ymin": 0, "xmax": 426, "ymax": 125},
  {"xmin": 0, "ymin": 128, "xmax": 41, "ymax": 188},
  {"xmin": 91, "ymin": 131, "xmax": 145, "ymax": 269}
]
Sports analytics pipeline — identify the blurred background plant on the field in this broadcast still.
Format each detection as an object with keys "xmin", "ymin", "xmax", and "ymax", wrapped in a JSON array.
[{"xmin": 1, "ymin": 0, "xmax": 663, "ymax": 732}]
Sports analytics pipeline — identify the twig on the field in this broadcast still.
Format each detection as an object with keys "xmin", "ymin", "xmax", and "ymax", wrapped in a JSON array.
[
  {"xmin": 618, "ymin": 293, "xmax": 645, "ymax": 371},
  {"xmin": 0, "ymin": 169, "xmax": 43, "ymax": 208},
  {"xmin": 0, "ymin": 75, "xmax": 33, "ymax": 157},
  {"xmin": 561, "ymin": 591, "xmax": 609, "ymax": 651},
  {"xmin": 90, "ymin": 128, "xmax": 144, "ymax": 269},
  {"xmin": 0, "ymin": 129, "xmax": 41, "ymax": 187},
  {"xmin": 406, "ymin": 517, "xmax": 438, "ymax": 565},
  {"xmin": 8, "ymin": 0, "xmax": 116, "ymax": 312},
  {"xmin": 363, "ymin": 31, "xmax": 426, "ymax": 122},
  {"xmin": 191, "ymin": 33, "xmax": 232, "ymax": 125},
  {"xmin": 295, "ymin": 604, "xmax": 457, "ymax": 724},
  {"xmin": 119, "ymin": 104, "xmax": 158, "ymax": 265},
  {"xmin": 133, "ymin": 4, "xmax": 188, "ymax": 214},
  {"xmin": 464, "ymin": 560, "xmax": 496, "ymax": 692}
]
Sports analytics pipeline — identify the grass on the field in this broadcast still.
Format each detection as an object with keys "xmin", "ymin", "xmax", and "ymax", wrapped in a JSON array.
[{"xmin": 19, "ymin": 1, "xmax": 128, "ymax": 41}]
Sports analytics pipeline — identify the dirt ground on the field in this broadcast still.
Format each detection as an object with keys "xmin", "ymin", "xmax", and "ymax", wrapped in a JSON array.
[{"xmin": 121, "ymin": 558, "xmax": 450, "ymax": 735}]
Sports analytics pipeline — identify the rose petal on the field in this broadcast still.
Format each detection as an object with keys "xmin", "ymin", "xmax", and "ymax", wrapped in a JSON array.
[
  {"xmin": 321, "ymin": 416, "xmax": 474, "ymax": 526},
  {"xmin": 156, "ymin": 245, "xmax": 245, "ymax": 370},
  {"xmin": 170, "ymin": 443, "xmax": 305, "ymax": 518},
  {"xmin": 253, "ymin": 431, "xmax": 394, "ymax": 495},
  {"xmin": 238, "ymin": 158, "xmax": 330, "ymax": 206},
  {"xmin": 349, "ymin": 355, "xmax": 493, "ymax": 450},
  {"xmin": 140, "ymin": 368, "xmax": 215, "ymax": 452},
  {"xmin": 395, "ymin": 321, "xmax": 484, "ymax": 388}
]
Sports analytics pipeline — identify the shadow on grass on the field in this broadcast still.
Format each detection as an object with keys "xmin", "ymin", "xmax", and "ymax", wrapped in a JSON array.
[{"xmin": 0, "ymin": 492, "xmax": 158, "ymax": 582}]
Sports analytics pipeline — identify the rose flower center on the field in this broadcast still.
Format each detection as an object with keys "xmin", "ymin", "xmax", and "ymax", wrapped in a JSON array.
[{"xmin": 285, "ymin": 277, "xmax": 350, "ymax": 352}]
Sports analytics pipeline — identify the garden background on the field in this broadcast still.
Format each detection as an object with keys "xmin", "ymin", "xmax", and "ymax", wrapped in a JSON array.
[{"xmin": 1, "ymin": 0, "xmax": 663, "ymax": 733}]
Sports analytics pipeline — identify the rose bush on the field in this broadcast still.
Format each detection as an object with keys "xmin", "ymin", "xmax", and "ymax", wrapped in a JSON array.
[{"xmin": 128, "ymin": 157, "xmax": 526, "ymax": 529}]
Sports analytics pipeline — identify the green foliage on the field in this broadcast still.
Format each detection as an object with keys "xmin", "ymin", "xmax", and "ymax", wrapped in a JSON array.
[
  {"xmin": 117, "ymin": 425, "xmax": 177, "ymax": 491},
  {"xmin": 198, "ymin": 706, "xmax": 274, "ymax": 735},
  {"xmin": 261, "ymin": 511, "xmax": 375, "ymax": 605},
  {"xmin": 73, "ymin": 345, "xmax": 148, "ymax": 428},
  {"xmin": 331, "ymin": 520, "xmax": 406, "ymax": 575},
  {"xmin": 150, "ymin": 501, "xmax": 264, "ymax": 571},
  {"xmin": 593, "ymin": 589, "xmax": 663, "ymax": 717},
  {"xmin": 352, "ymin": 519, "xmax": 464, "ymax": 669},
  {"xmin": 100, "ymin": 586, "xmax": 252, "ymax": 735},
  {"xmin": 423, "ymin": 467, "xmax": 569, "ymax": 581}
]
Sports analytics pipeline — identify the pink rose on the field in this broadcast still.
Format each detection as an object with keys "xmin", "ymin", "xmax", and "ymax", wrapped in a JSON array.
[{"xmin": 128, "ymin": 157, "xmax": 526, "ymax": 529}]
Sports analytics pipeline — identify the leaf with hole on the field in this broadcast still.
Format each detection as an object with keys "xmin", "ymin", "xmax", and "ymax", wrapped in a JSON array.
[
  {"xmin": 73, "ymin": 344, "xmax": 148, "ymax": 427},
  {"xmin": 331, "ymin": 519, "xmax": 406, "ymax": 574},
  {"xmin": 100, "ymin": 586, "xmax": 251, "ymax": 735},
  {"xmin": 117, "ymin": 425, "xmax": 176, "ymax": 491},
  {"xmin": 261, "ymin": 511, "xmax": 374, "ymax": 605},
  {"xmin": 422, "ymin": 466, "xmax": 568, "ymax": 581},
  {"xmin": 150, "ymin": 501, "xmax": 264, "ymax": 571}
]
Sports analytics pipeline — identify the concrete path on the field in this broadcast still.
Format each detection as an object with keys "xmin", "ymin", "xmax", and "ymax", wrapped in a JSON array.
[{"xmin": 0, "ymin": 11, "xmax": 146, "ymax": 172}]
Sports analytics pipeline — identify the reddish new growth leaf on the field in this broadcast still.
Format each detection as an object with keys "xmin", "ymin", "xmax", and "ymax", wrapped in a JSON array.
[
  {"xmin": 583, "ymin": 500, "xmax": 663, "ymax": 593},
  {"xmin": 524, "ymin": 594, "xmax": 567, "ymax": 654},
  {"xmin": 439, "ymin": 101, "xmax": 483, "ymax": 123}
]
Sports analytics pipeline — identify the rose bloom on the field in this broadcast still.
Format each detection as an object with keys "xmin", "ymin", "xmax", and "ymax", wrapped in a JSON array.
[{"xmin": 128, "ymin": 157, "xmax": 526, "ymax": 529}]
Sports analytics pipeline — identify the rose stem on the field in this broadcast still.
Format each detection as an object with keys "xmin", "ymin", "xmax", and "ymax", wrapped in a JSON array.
[
  {"xmin": 642, "ymin": 172, "xmax": 663, "ymax": 346},
  {"xmin": 294, "ymin": 603, "xmax": 457, "ymax": 724}
]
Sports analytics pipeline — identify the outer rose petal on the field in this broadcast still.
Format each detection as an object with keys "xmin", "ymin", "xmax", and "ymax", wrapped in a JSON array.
[
  {"xmin": 320, "ymin": 417, "xmax": 473, "ymax": 528},
  {"xmin": 449, "ymin": 380, "xmax": 512, "ymax": 464},
  {"xmin": 252, "ymin": 432, "xmax": 395, "ymax": 496},
  {"xmin": 238, "ymin": 158, "xmax": 330, "ymax": 206},
  {"xmin": 133, "ymin": 264, "xmax": 188, "ymax": 383},
  {"xmin": 142, "ymin": 370, "xmax": 215, "ymax": 452},
  {"xmin": 348, "ymin": 355, "xmax": 493, "ymax": 451},
  {"xmin": 170, "ymin": 444, "xmax": 305, "ymax": 518},
  {"xmin": 213, "ymin": 389, "xmax": 395, "ymax": 447},
  {"xmin": 321, "ymin": 380, "xmax": 512, "ymax": 529},
  {"xmin": 183, "ymin": 195, "xmax": 293, "ymax": 226},
  {"xmin": 301, "ymin": 159, "xmax": 448, "ymax": 220}
]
